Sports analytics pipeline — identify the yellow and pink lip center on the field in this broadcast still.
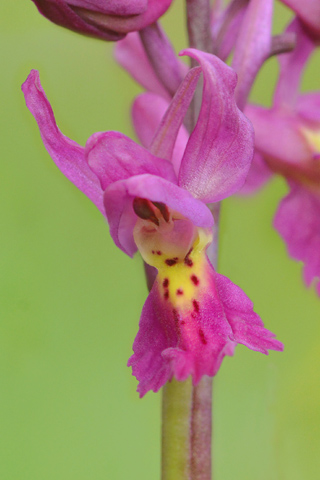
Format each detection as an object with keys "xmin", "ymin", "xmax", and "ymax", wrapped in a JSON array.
[{"xmin": 133, "ymin": 197, "xmax": 213, "ymax": 313}]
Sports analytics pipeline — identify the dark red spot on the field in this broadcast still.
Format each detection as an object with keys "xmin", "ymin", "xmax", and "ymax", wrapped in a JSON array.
[
  {"xmin": 191, "ymin": 275, "xmax": 199, "ymax": 286},
  {"xmin": 165, "ymin": 257, "xmax": 178, "ymax": 266},
  {"xmin": 181, "ymin": 321, "xmax": 185, "ymax": 325},
  {"xmin": 172, "ymin": 309, "xmax": 180, "ymax": 327},
  {"xmin": 193, "ymin": 300, "xmax": 199, "ymax": 312},
  {"xmin": 152, "ymin": 250, "xmax": 155, "ymax": 254},
  {"xmin": 157, "ymin": 251, "xmax": 162, "ymax": 255},
  {"xmin": 176, "ymin": 289, "xmax": 184, "ymax": 296},
  {"xmin": 152, "ymin": 202, "xmax": 170, "ymax": 222},
  {"xmin": 199, "ymin": 329, "xmax": 207, "ymax": 345},
  {"xmin": 184, "ymin": 248, "xmax": 193, "ymax": 267},
  {"xmin": 163, "ymin": 278, "xmax": 169, "ymax": 288},
  {"xmin": 133, "ymin": 197, "xmax": 159, "ymax": 225},
  {"xmin": 164, "ymin": 290, "xmax": 169, "ymax": 300}
]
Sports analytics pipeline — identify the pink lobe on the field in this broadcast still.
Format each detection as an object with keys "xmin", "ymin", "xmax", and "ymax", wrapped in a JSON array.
[
  {"xmin": 129, "ymin": 261, "xmax": 283, "ymax": 396},
  {"xmin": 22, "ymin": 70, "xmax": 105, "ymax": 216},
  {"xmin": 274, "ymin": 183, "xmax": 320, "ymax": 295}
]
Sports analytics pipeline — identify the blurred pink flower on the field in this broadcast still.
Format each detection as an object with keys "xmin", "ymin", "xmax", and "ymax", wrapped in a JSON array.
[
  {"xmin": 245, "ymin": 19, "xmax": 320, "ymax": 295},
  {"xmin": 281, "ymin": 0, "xmax": 320, "ymax": 38},
  {"xmin": 31, "ymin": 0, "xmax": 173, "ymax": 41},
  {"xmin": 22, "ymin": 49, "xmax": 283, "ymax": 395}
]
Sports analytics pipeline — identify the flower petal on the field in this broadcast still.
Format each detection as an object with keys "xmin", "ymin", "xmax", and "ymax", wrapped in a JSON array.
[
  {"xmin": 31, "ymin": 0, "xmax": 124, "ymax": 41},
  {"xmin": 274, "ymin": 182, "xmax": 320, "ymax": 295},
  {"xmin": 273, "ymin": 18, "xmax": 315, "ymax": 108},
  {"xmin": 77, "ymin": 0, "xmax": 173, "ymax": 34},
  {"xmin": 150, "ymin": 67, "xmax": 201, "ymax": 162},
  {"xmin": 114, "ymin": 32, "xmax": 170, "ymax": 98},
  {"xmin": 104, "ymin": 174, "xmax": 214, "ymax": 256},
  {"xmin": 85, "ymin": 131, "xmax": 177, "ymax": 190},
  {"xmin": 231, "ymin": 0, "xmax": 273, "ymax": 109},
  {"xmin": 128, "ymin": 255, "xmax": 283, "ymax": 396},
  {"xmin": 245, "ymin": 104, "xmax": 311, "ymax": 165},
  {"xmin": 280, "ymin": 0, "xmax": 320, "ymax": 37},
  {"xmin": 178, "ymin": 49, "xmax": 254, "ymax": 203},
  {"xmin": 297, "ymin": 92, "xmax": 320, "ymax": 122},
  {"xmin": 239, "ymin": 151, "xmax": 273, "ymax": 195},
  {"xmin": 132, "ymin": 93, "xmax": 189, "ymax": 176},
  {"xmin": 22, "ymin": 70, "xmax": 105, "ymax": 215}
]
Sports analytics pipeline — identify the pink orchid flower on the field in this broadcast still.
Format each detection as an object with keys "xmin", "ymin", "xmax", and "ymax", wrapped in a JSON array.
[
  {"xmin": 245, "ymin": 19, "xmax": 320, "ymax": 295},
  {"xmin": 22, "ymin": 48, "xmax": 283, "ymax": 396},
  {"xmin": 31, "ymin": 0, "xmax": 173, "ymax": 41}
]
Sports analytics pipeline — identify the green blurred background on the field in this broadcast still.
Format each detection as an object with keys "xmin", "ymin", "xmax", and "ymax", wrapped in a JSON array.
[{"xmin": 1, "ymin": 1, "xmax": 319, "ymax": 479}]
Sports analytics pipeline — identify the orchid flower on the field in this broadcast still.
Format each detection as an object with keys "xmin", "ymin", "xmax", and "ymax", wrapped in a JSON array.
[
  {"xmin": 22, "ymin": 48, "xmax": 283, "ymax": 396},
  {"xmin": 245, "ymin": 19, "xmax": 320, "ymax": 295},
  {"xmin": 31, "ymin": 0, "xmax": 173, "ymax": 41}
]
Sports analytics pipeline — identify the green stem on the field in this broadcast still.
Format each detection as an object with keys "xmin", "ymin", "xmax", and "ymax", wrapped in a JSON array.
[{"xmin": 162, "ymin": 378, "xmax": 193, "ymax": 480}]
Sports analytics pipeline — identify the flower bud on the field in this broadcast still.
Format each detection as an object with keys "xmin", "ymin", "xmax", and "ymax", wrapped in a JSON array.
[{"xmin": 31, "ymin": 0, "xmax": 173, "ymax": 41}]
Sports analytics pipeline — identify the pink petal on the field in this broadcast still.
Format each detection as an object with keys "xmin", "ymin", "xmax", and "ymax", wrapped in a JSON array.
[
  {"xmin": 274, "ymin": 182, "xmax": 320, "ymax": 295},
  {"xmin": 85, "ymin": 131, "xmax": 176, "ymax": 190},
  {"xmin": 31, "ymin": 0, "xmax": 125, "ymax": 41},
  {"xmin": 132, "ymin": 93, "xmax": 189, "ymax": 176},
  {"xmin": 76, "ymin": 0, "xmax": 173, "ymax": 34},
  {"xmin": 150, "ymin": 67, "xmax": 201, "ymax": 162},
  {"xmin": 178, "ymin": 49, "xmax": 254, "ymax": 203},
  {"xmin": 274, "ymin": 18, "xmax": 315, "ymax": 109},
  {"xmin": 114, "ymin": 32, "xmax": 170, "ymax": 98},
  {"xmin": 239, "ymin": 151, "xmax": 273, "ymax": 195},
  {"xmin": 245, "ymin": 104, "xmax": 311, "ymax": 165},
  {"xmin": 129, "ymin": 259, "xmax": 283, "ymax": 396},
  {"xmin": 103, "ymin": 174, "xmax": 214, "ymax": 256},
  {"xmin": 22, "ymin": 70, "xmax": 105, "ymax": 215},
  {"xmin": 297, "ymin": 92, "xmax": 320, "ymax": 122},
  {"xmin": 280, "ymin": 0, "xmax": 320, "ymax": 37},
  {"xmin": 232, "ymin": 0, "xmax": 273, "ymax": 109},
  {"xmin": 66, "ymin": 0, "xmax": 148, "ymax": 15}
]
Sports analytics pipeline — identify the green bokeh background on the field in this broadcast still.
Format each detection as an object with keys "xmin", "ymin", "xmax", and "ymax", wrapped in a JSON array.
[{"xmin": 1, "ymin": 1, "xmax": 319, "ymax": 478}]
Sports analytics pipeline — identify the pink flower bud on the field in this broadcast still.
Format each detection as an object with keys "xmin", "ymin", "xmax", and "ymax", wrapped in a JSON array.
[{"xmin": 31, "ymin": 0, "xmax": 173, "ymax": 41}]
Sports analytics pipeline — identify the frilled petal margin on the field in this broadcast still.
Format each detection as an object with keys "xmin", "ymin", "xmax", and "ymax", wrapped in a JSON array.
[
  {"xmin": 103, "ymin": 174, "xmax": 214, "ymax": 256},
  {"xmin": 129, "ymin": 255, "xmax": 283, "ymax": 397},
  {"xmin": 22, "ymin": 70, "xmax": 105, "ymax": 216},
  {"xmin": 178, "ymin": 49, "xmax": 254, "ymax": 203},
  {"xmin": 274, "ymin": 182, "xmax": 320, "ymax": 295}
]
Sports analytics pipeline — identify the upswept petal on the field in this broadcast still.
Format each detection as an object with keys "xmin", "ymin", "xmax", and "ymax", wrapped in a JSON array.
[
  {"xmin": 22, "ymin": 70, "xmax": 105, "ymax": 215},
  {"xmin": 103, "ymin": 174, "xmax": 214, "ymax": 256},
  {"xmin": 150, "ymin": 67, "xmax": 201, "ymax": 162},
  {"xmin": 274, "ymin": 182, "xmax": 320, "ymax": 295},
  {"xmin": 128, "ymin": 259, "xmax": 283, "ymax": 397},
  {"xmin": 132, "ymin": 93, "xmax": 189, "ymax": 176},
  {"xmin": 231, "ymin": 0, "xmax": 273, "ymax": 109},
  {"xmin": 85, "ymin": 131, "xmax": 176, "ymax": 190},
  {"xmin": 114, "ymin": 32, "xmax": 170, "ymax": 98},
  {"xmin": 273, "ymin": 19, "xmax": 315, "ymax": 109},
  {"xmin": 178, "ymin": 49, "xmax": 254, "ymax": 203}
]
